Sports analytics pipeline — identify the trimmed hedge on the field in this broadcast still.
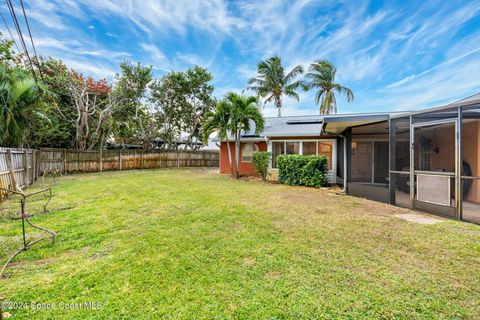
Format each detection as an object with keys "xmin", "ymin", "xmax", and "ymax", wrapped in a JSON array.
[
  {"xmin": 277, "ymin": 154, "xmax": 328, "ymax": 188},
  {"xmin": 252, "ymin": 151, "xmax": 271, "ymax": 180}
]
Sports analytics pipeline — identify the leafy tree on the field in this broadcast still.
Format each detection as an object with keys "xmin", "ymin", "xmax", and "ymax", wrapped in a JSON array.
[
  {"xmin": 303, "ymin": 60, "xmax": 353, "ymax": 115},
  {"xmin": 32, "ymin": 57, "xmax": 77, "ymax": 148},
  {"xmin": 181, "ymin": 66, "xmax": 216, "ymax": 150},
  {"xmin": 247, "ymin": 55, "xmax": 304, "ymax": 117},
  {"xmin": 68, "ymin": 72, "xmax": 111, "ymax": 150},
  {"xmin": 227, "ymin": 92, "xmax": 264, "ymax": 178},
  {"xmin": 0, "ymin": 37, "xmax": 52, "ymax": 147},
  {"xmin": 202, "ymin": 99, "xmax": 234, "ymax": 175},
  {"xmin": 149, "ymin": 66, "xmax": 215, "ymax": 150},
  {"xmin": 111, "ymin": 62, "xmax": 153, "ymax": 148},
  {"xmin": 149, "ymin": 71, "xmax": 185, "ymax": 150}
]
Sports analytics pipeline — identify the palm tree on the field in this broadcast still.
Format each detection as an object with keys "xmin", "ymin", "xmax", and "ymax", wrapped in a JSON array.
[
  {"xmin": 247, "ymin": 55, "xmax": 304, "ymax": 117},
  {"xmin": 228, "ymin": 92, "xmax": 264, "ymax": 178},
  {"xmin": 0, "ymin": 66, "xmax": 50, "ymax": 147},
  {"xmin": 203, "ymin": 99, "xmax": 235, "ymax": 176},
  {"xmin": 303, "ymin": 60, "xmax": 353, "ymax": 115}
]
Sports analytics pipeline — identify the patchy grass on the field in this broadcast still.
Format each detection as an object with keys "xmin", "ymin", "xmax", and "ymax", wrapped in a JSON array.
[{"xmin": 1, "ymin": 168, "xmax": 479, "ymax": 319}]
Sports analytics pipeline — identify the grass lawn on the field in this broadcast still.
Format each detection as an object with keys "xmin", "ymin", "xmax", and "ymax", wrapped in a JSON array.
[{"xmin": 1, "ymin": 168, "xmax": 480, "ymax": 319}]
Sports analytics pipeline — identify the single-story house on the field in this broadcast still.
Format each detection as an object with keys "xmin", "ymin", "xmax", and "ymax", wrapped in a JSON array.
[{"xmin": 216, "ymin": 93, "xmax": 480, "ymax": 224}]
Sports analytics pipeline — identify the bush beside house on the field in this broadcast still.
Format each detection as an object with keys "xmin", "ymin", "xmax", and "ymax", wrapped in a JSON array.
[
  {"xmin": 277, "ymin": 155, "xmax": 328, "ymax": 188},
  {"xmin": 252, "ymin": 152, "xmax": 271, "ymax": 180}
]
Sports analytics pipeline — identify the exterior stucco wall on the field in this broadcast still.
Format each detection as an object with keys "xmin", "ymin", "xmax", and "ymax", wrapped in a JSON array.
[{"xmin": 219, "ymin": 141, "xmax": 267, "ymax": 176}]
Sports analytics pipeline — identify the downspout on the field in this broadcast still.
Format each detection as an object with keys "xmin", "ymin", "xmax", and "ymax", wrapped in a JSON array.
[
  {"xmin": 340, "ymin": 134, "xmax": 347, "ymax": 193},
  {"xmin": 323, "ymin": 122, "xmax": 347, "ymax": 192},
  {"xmin": 264, "ymin": 136, "xmax": 270, "ymax": 169}
]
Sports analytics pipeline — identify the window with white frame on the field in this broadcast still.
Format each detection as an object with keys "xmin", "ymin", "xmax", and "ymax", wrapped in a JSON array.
[
  {"xmin": 270, "ymin": 140, "xmax": 335, "ymax": 169},
  {"xmin": 242, "ymin": 143, "xmax": 259, "ymax": 162},
  {"xmin": 303, "ymin": 142, "xmax": 316, "ymax": 155}
]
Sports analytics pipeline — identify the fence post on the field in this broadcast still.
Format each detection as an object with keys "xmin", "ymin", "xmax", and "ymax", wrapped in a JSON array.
[
  {"xmin": 6, "ymin": 149, "xmax": 18, "ymax": 191},
  {"xmin": 24, "ymin": 150, "xmax": 29, "ymax": 186},
  {"xmin": 63, "ymin": 149, "xmax": 67, "ymax": 174},
  {"xmin": 36, "ymin": 149, "xmax": 41, "ymax": 179},
  {"xmin": 133, "ymin": 149, "xmax": 137, "ymax": 169},
  {"xmin": 119, "ymin": 149, "xmax": 123, "ymax": 170},
  {"xmin": 99, "ymin": 148, "xmax": 103, "ymax": 172},
  {"xmin": 77, "ymin": 150, "xmax": 80, "ymax": 173},
  {"xmin": 141, "ymin": 150, "xmax": 144, "ymax": 169},
  {"xmin": 32, "ymin": 150, "xmax": 36, "ymax": 181}
]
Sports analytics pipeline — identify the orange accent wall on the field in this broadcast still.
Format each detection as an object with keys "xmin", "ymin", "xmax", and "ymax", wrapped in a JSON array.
[{"xmin": 220, "ymin": 141, "xmax": 267, "ymax": 176}]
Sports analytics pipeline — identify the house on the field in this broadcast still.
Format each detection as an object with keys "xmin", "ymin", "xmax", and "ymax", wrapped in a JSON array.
[{"xmin": 217, "ymin": 93, "xmax": 480, "ymax": 224}]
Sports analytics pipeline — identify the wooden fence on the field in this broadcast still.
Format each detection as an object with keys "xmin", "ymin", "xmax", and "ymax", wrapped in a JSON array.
[
  {"xmin": 0, "ymin": 148, "xmax": 38, "ymax": 202},
  {"xmin": 38, "ymin": 148, "xmax": 219, "ymax": 173},
  {"xmin": 0, "ymin": 147, "xmax": 219, "ymax": 201}
]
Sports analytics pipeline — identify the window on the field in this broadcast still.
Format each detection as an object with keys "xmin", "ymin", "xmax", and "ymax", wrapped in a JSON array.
[
  {"xmin": 286, "ymin": 142, "xmax": 300, "ymax": 154},
  {"xmin": 303, "ymin": 142, "xmax": 316, "ymax": 155},
  {"xmin": 241, "ymin": 143, "xmax": 259, "ymax": 162},
  {"xmin": 272, "ymin": 142, "xmax": 285, "ymax": 168},
  {"xmin": 318, "ymin": 142, "xmax": 333, "ymax": 169},
  {"xmin": 271, "ymin": 140, "xmax": 334, "ymax": 168},
  {"xmin": 419, "ymin": 144, "xmax": 431, "ymax": 170},
  {"xmin": 414, "ymin": 122, "xmax": 455, "ymax": 172}
]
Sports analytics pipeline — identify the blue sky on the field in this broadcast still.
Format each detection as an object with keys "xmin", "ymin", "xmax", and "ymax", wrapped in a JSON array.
[{"xmin": 3, "ymin": 0, "xmax": 480, "ymax": 116}]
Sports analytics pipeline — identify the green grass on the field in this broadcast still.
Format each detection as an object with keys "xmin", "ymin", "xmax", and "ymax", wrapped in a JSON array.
[{"xmin": 1, "ymin": 168, "xmax": 480, "ymax": 319}]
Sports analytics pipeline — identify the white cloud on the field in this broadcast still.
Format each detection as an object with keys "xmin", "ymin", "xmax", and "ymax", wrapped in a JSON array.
[
  {"xmin": 66, "ymin": 0, "xmax": 243, "ymax": 37},
  {"xmin": 26, "ymin": 10, "xmax": 68, "ymax": 30},
  {"xmin": 61, "ymin": 58, "xmax": 116, "ymax": 78},
  {"xmin": 140, "ymin": 43, "xmax": 167, "ymax": 63},
  {"xmin": 13, "ymin": 0, "xmax": 480, "ymax": 114}
]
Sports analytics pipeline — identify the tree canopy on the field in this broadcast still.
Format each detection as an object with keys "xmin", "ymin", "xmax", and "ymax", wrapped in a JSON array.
[
  {"xmin": 247, "ymin": 55, "xmax": 304, "ymax": 117},
  {"xmin": 0, "ymin": 33, "xmax": 217, "ymax": 150},
  {"xmin": 303, "ymin": 60, "xmax": 354, "ymax": 115}
]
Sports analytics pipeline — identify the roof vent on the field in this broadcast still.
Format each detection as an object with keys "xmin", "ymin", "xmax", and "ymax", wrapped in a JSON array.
[{"xmin": 286, "ymin": 120, "xmax": 323, "ymax": 125}]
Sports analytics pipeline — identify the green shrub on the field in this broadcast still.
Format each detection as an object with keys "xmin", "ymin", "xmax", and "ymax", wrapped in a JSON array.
[
  {"xmin": 277, "ymin": 155, "xmax": 328, "ymax": 188},
  {"xmin": 252, "ymin": 151, "xmax": 271, "ymax": 180}
]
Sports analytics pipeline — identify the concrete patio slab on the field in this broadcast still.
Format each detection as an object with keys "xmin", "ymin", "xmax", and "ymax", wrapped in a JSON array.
[{"xmin": 394, "ymin": 213, "xmax": 444, "ymax": 225}]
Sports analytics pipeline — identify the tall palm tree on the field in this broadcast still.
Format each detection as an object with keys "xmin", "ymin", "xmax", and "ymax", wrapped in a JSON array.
[
  {"xmin": 247, "ymin": 55, "xmax": 304, "ymax": 117},
  {"xmin": 228, "ymin": 92, "xmax": 264, "ymax": 178},
  {"xmin": 304, "ymin": 60, "xmax": 354, "ymax": 115},
  {"xmin": 203, "ymin": 99, "xmax": 235, "ymax": 176}
]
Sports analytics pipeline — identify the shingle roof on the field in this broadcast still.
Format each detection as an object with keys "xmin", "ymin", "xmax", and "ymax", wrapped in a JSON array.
[
  {"xmin": 260, "ymin": 115, "xmax": 323, "ymax": 137},
  {"xmin": 214, "ymin": 92, "xmax": 480, "ymax": 141},
  {"xmin": 235, "ymin": 112, "xmax": 400, "ymax": 139}
]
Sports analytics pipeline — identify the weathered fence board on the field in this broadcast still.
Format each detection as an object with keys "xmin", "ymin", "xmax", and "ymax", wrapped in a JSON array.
[
  {"xmin": 0, "ymin": 147, "xmax": 219, "ymax": 200},
  {"xmin": 38, "ymin": 148, "xmax": 219, "ymax": 173},
  {"xmin": 0, "ymin": 148, "xmax": 38, "ymax": 202}
]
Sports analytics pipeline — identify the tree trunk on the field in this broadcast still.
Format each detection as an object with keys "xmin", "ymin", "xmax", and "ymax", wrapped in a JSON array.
[
  {"xmin": 235, "ymin": 130, "xmax": 240, "ymax": 179},
  {"xmin": 275, "ymin": 96, "xmax": 282, "ymax": 117},
  {"xmin": 225, "ymin": 137, "xmax": 234, "ymax": 177}
]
